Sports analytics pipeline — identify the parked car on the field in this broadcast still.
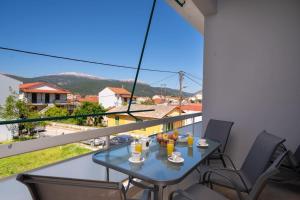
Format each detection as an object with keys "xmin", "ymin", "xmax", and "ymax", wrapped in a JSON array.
[
  {"xmin": 110, "ymin": 135, "xmax": 134, "ymax": 146},
  {"xmin": 82, "ymin": 138, "xmax": 106, "ymax": 147},
  {"xmin": 30, "ymin": 126, "xmax": 46, "ymax": 133}
]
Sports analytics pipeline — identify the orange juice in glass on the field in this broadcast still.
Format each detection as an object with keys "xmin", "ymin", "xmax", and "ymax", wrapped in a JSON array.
[
  {"xmin": 167, "ymin": 140, "xmax": 174, "ymax": 156},
  {"xmin": 187, "ymin": 133, "xmax": 194, "ymax": 147},
  {"xmin": 173, "ymin": 129, "xmax": 179, "ymax": 139},
  {"xmin": 135, "ymin": 143, "xmax": 142, "ymax": 153}
]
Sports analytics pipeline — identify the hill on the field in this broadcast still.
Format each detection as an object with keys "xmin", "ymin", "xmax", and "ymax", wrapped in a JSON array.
[{"xmin": 5, "ymin": 73, "xmax": 192, "ymax": 97}]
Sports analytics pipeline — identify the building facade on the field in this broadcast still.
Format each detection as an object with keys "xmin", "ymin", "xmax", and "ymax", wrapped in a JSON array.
[
  {"xmin": 0, "ymin": 74, "xmax": 22, "ymax": 142},
  {"xmin": 98, "ymin": 87, "xmax": 136, "ymax": 109},
  {"xmin": 106, "ymin": 105, "xmax": 183, "ymax": 137},
  {"xmin": 19, "ymin": 82, "xmax": 70, "ymax": 109}
]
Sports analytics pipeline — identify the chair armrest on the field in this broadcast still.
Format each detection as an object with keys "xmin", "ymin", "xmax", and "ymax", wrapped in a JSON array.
[
  {"xmin": 169, "ymin": 189, "xmax": 195, "ymax": 200},
  {"xmin": 140, "ymin": 189, "xmax": 152, "ymax": 200},
  {"xmin": 204, "ymin": 170, "xmax": 243, "ymax": 200}
]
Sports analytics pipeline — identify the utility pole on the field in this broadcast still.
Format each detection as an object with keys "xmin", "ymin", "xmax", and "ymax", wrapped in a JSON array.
[{"xmin": 178, "ymin": 71, "xmax": 184, "ymax": 115}]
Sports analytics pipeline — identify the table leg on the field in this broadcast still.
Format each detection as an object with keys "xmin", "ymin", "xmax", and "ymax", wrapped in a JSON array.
[
  {"xmin": 154, "ymin": 185, "xmax": 164, "ymax": 200},
  {"xmin": 125, "ymin": 176, "xmax": 133, "ymax": 193},
  {"xmin": 106, "ymin": 167, "xmax": 109, "ymax": 182}
]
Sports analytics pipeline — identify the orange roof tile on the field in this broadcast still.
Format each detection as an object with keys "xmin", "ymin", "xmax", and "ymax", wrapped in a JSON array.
[
  {"xmin": 108, "ymin": 87, "xmax": 131, "ymax": 95},
  {"xmin": 180, "ymin": 104, "xmax": 202, "ymax": 112},
  {"xmin": 79, "ymin": 95, "xmax": 98, "ymax": 103},
  {"xmin": 153, "ymin": 98, "xmax": 165, "ymax": 104},
  {"xmin": 19, "ymin": 82, "xmax": 44, "ymax": 89},
  {"xmin": 19, "ymin": 82, "xmax": 70, "ymax": 94}
]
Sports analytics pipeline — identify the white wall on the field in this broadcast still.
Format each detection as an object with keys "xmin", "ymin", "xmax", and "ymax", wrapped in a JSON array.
[
  {"xmin": 98, "ymin": 88, "xmax": 119, "ymax": 108},
  {"xmin": 203, "ymin": 0, "xmax": 300, "ymax": 167},
  {"xmin": 0, "ymin": 74, "xmax": 22, "ymax": 141}
]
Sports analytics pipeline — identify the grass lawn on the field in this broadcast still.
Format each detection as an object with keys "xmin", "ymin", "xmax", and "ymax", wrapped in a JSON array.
[{"xmin": 0, "ymin": 144, "xmax": 92, "ymax": 179}]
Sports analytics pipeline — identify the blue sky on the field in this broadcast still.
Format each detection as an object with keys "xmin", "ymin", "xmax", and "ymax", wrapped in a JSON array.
[{"xmin": 0, "ymin": 0, "xmax": 203, "ymax": 93}]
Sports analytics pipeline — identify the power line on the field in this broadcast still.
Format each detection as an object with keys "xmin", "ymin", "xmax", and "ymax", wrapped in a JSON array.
[
  {"xmin": 0, "ymin": 46, "xmax": 178, "ymax": 74},
  {"xmin": 184, "ymin": 73, "xmax": 202, "ymax": 86},
  {"xmin": 183, "ymin": 71, "xmax": 202, "ymax": 81}
]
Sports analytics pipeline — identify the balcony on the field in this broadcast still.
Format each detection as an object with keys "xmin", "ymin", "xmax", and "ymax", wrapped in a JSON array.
[
  {"xmin": 0, "ymin": 0, "xmax": 299, "ymax": 199},
  {"xmin": 0, "ymin": 113, "xmax": 201, "ymax": 199},
  {"xmin": 0, "ymin": 112, "xmax": 299, "ymax": 200}
]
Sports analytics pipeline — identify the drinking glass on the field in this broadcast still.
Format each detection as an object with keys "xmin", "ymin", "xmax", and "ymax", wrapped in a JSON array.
[
  {"xmin": 167, "ymin": 140, "xmax": 174, "ymax": 156},
  {"xmin": 135, "ymin": 143, "xmax": 142, "ymax": 153},
  {"xmin": 187, "ymin": 134, "xmax": 194, "ymax": 147}
]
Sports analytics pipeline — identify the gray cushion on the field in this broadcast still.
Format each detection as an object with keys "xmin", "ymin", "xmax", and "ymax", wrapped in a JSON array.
[{"xmin": 173, "ymin": 184, "xmax": 228, "ymax": 200}]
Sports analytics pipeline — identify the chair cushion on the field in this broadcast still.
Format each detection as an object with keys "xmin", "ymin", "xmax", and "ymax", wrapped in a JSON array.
[
  {"xmin": 207, "ymin": 169, "xmax": 252, "ymax": 192},
  {"xmin": 173, "ymin": 184, "xmax": 228, "ymax": 200}
]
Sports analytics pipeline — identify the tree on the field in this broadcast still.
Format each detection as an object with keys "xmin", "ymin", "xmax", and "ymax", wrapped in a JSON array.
[
  {"xmin": 72, "ymin": 102, "xmax": 106, "ymax": 126},
  {"xmin": 140, "ymin": 99, "xmax": 155, "ymax": 105},
  {"xmin": 0, "ymin": 92, "xmax": 42, "ymax": 137},
  {"xmin": 44, "ymin": 106, "xmax": 68, "ymax": 117}
]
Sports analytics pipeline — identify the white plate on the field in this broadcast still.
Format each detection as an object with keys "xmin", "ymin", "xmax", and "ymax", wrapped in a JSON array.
[
  {"xmin": 168, "ymin": 157, "xmax": 184, "ymax": 163},
  {"xmin": 197, "ymin": 143, "xmax": 209, "ymax": 147},
  {"xmin": 128, "ymin": 157, "xmax": 145, "ymax": 163}
]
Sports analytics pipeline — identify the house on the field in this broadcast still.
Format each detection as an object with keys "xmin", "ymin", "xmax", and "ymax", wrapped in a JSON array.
[
  {"xmin": 152, "ymin": 95, "xmax": 165, "ymax": 105},
  {"xmin": 98, "ymin": 87, "xmax": 136, "ymax": 109},
  {"xmin": 188, "ymin": 91, "xmax": 202, "ymax": 103},
  {"xmin": 19, "ymin": 82, "xmax": 70, "ymax": 110},
  {"xmin": 180, "ymin": 103, "xmax": 202, "ymax": 125},
  {"xmin": 0, "ymin": 74, "xmax": 22, "ymax": 142},
  {"xmin": 136, "ymin": 96, "xmax": 151, "ymax": 104},
  {"xmin": 67, "ymin": 93, "xmax": 81, "ymax": 103},
  {"xmin": 106, "ymin": 104, "xmax": 183, "ymax": 136}
]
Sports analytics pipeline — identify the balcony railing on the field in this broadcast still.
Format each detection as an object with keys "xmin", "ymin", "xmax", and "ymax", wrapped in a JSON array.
[{"xmin": 0, "ymin": 112, "xmax": 202, "ymax": 159}]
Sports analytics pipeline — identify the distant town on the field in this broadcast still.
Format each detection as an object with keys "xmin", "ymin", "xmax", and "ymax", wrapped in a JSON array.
[{"xmin": 0, "ymin": 73, "xmax": 202, "ymax": 147}]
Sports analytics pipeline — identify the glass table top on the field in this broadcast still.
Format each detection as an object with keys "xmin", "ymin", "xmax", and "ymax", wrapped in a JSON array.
[{"xmin": 93, "ymin": 137, "xmax": 220, "ymax": 186}]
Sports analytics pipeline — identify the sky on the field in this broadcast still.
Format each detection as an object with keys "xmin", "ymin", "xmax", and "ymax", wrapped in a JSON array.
[{"xmin": 0, "ymin": 0, "xmax": 204, "ymax": 93}]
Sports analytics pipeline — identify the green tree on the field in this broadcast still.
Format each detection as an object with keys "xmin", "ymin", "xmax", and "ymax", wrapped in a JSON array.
[
  {"xmin": 44, "ymin": 106, "xmax": 68, "ymax": 117},
  {"xmin": 72, "ymin": 102, "xmax": 106, "ymax": 126},
  {"xmin": 140, "ymin": 99, "xmax": 155, "ymax": 105},
  {"xmin": 0, "ymin": 92, "xmax": 42, "ymax": 137}
]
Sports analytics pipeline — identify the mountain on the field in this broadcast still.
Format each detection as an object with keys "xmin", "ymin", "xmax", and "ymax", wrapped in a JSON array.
[{"xmin": 5, "ymin": 73, "xmax": 192, "ymax": 97}]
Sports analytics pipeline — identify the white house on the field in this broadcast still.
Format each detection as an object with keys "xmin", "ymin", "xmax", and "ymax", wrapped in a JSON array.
[
  {"xmin": 188, "ymin": 91, "xmax": 202, "ymax": 103},
  {"xmin": 19, "ymin": 82, "xmax": 70, "ymax": 111},
  {"xmin": 98, "ymin": 87, "xmax": 136, "ymax": 109},
  {"xmin": 0, "ymin": 74, "xmax": 22, "ymax": 142}
]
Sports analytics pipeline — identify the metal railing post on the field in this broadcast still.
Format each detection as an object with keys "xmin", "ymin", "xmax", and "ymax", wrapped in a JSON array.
[
  {"xmin": 192, "ymin": 117, "xmax": 195, "ymax": 136},
  {"xmin": 105, "ymin": 136, "xmax": 110, "ymax": 150}
]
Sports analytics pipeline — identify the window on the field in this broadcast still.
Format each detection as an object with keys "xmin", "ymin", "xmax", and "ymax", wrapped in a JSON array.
[
  {"xmin": 115, "ymin": 116, "xmax": 120, "ymax": 126},
  {"xmin": 32, "ymin": 93, "xmax": 37, "ymax": 103},
  {"xmin": 55, "ymin": 94, "xmax": 60, "ymax": 100},
  {"xmin": 166, "ymin": 122, "xmax": 173, "ymax": 132}
]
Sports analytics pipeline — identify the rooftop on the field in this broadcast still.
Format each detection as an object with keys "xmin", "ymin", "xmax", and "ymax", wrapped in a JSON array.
[
  {"xmin": 108, "ymin": 87, "xmax": 131, "ymax": 95},
  {"xmin": 180, "ymin": 103, "xmax": 202, "ymax": 112},
  {"xmin": 19, "ymin": 82, "xmax": 70, "ymax": 94},
  {"xmin": 78, "ymin": 95, "xmax": 98, "ymax": 103},
  {"xmin": 108, "ymin": 104, "xmax": 181, "ymax": 119}
]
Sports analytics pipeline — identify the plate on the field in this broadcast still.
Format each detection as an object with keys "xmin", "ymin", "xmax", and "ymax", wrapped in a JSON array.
[
  {"xmin": 168, "ymin": 156, "xmax": 184, "ymax": 163},
  {"xmin": 197, "ymin": 143, "xmax": 209, "ymax": 147},
  {"xmin": 128, "ymin": 157, "xmax": 145, "ymax": 163}
]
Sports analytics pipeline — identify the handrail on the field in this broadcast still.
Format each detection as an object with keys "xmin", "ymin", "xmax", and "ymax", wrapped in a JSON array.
[
  {"xmin": 0, "ymin": 109, "xmax": 155, "ymax": 125},
  {"xmin": 0, "ymin": 112, "xmax": 202, "ymax": 159}
]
